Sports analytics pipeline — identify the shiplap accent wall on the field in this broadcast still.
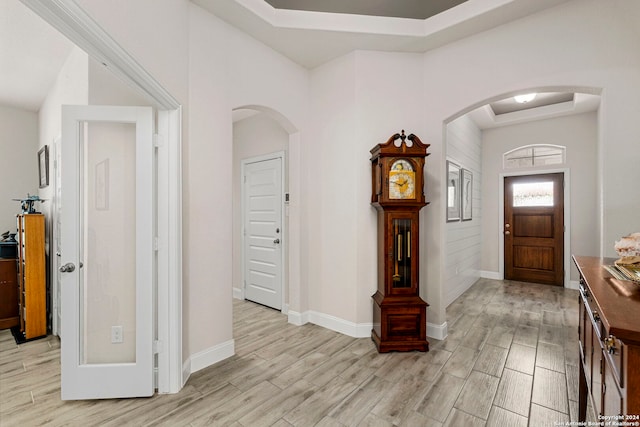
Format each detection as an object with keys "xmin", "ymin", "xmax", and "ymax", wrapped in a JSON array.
[{"xmin": 444, "ymin": 115, "xmax": 482, "ymax": 306}]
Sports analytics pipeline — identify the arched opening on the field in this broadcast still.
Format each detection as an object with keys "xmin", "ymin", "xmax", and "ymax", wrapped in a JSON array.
[
  {"xmin": 231, "ymin": 105, "xmax": 303, "ymax": 325},
  {"xmin": 441, "ymin": 86, "xmax": 601, "ymax": 320}
]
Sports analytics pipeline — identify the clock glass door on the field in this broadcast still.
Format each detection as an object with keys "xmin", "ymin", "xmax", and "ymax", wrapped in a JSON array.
[
  {"xmin": 392, "ymin": 218, "xmax": 412, "ymax": 288},
  {"xmin": 389, "ymin": 159, "xmax": 415, "ymax": 200}
]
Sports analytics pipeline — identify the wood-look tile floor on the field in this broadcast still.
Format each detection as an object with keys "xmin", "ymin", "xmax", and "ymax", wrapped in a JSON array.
[{"xmin": 0, "ymin": 278, "xmax": 596, "ymax": 426}]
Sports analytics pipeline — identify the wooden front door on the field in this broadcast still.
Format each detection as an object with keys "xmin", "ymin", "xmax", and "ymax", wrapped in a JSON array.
[{"xmin": 504, "ymin": 173, "xmax": 564, "ymax": 286}]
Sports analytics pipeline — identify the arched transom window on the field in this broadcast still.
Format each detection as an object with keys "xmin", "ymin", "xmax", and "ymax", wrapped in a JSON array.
[{"xmin": 503, "ymin": 144, "xmax": 565, "ymax": 169}]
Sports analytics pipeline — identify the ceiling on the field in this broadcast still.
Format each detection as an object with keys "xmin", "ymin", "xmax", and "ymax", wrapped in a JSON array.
[
  {"xmin": 3, "ymin": 0, "xmax": 599, "ymax": 126},
  {"xmin": 468, "ymin": 92, "xmax": 601, "ymax": 129},
  {"xmin": 193, "ymin": 0, "xmax": 572, "ymax": 69},
  {"xmin": 0, "ymin": 1, "xmax": 73, "ymax": 112},
  {"xmin": 263, "ymin": 0, "xmax": 469, "ymax": 20}
]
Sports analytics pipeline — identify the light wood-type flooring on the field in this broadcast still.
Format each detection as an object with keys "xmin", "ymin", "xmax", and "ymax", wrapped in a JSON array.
[{"xmin": 0, "ymin": 278, "xmax": 596, "ymax": 426}]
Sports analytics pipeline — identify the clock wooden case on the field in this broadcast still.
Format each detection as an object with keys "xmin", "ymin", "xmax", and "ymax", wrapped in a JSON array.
[{"xmin": 370, "ymin": 130, "xmax": 430, "ymax": 352}]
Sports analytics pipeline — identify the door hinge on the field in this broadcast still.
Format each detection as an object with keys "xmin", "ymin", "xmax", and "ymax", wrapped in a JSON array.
[
  {"xmin": 153, "ymin": 133, "xmax": 164, "ymax": 148},
  {"xmin": 153, "ymin": 340, "xmax": 163, "ymax": 354},
  {"xmin": 153, "ymin": 237, "xmax": 160, "ymax": 251}
]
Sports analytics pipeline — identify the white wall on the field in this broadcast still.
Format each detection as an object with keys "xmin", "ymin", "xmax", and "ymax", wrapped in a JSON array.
[
  {"xmin": 69, "ymin": 0, "xmax": 309, "ymax": 369},
  {"xmin": 232, "ymin": 113, "xmax": 289, "ymax": 300},
  {"xmin": 0, "ymin": 105, "xmax": 38, "ymax": 233},
  {"xmin": 187, "ymin": 4, "xmax": 308, "ymax": 365},
  {"xmin": 307, "ymin": 50, "xmax": 428, "ymax": 333},
  {"xmin": 444, "ymin": 115, "xmax": 482, "ymax": 306},
  {"xmin": 65, "ymin": 0, "xmax": 640, "ymax": 372},
  {"xmin": 38, "ymin": 47, "xmax": 89, "ymax": 258},
  {"xmin": 418, "ymin": 0, "xmax": 640, "ymax": 328},
  {"xmin": 481, "ymin": 112, "xmax": 599, "ymax": 281},
  {"xmin": 307, "ymin": 53, "xmax": 359, "ymax": 327}
]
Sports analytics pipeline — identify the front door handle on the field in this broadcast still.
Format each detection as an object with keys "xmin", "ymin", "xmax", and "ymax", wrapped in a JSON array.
[{"xmin": 59, "ymin": 262, "xmax": 76, "ymax": 273}]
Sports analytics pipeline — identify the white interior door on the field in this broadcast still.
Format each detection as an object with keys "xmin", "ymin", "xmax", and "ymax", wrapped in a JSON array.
[
  {"xmin": 60, "ymin": 105, "xmax": 154, "ymax": 400},
  {"xmin": 243, "ymin": 156, "xmax": 283, "ymax": 310}
]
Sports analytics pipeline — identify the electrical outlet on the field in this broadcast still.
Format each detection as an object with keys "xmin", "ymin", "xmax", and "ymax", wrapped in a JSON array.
[{"xmin": 111, "ymin": 325, "xmax": 123, "ymax": 343}]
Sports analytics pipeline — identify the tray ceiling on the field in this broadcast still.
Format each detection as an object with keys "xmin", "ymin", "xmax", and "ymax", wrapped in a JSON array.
[{"xmin": 263, "ymin": 0, "xmax": 468, "ymax": 20}]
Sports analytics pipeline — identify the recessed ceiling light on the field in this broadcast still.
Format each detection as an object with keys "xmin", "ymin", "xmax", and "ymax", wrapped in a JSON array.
[{"xmin": 514, "ymin": 93, "xmax": 537, "ymax": 103}]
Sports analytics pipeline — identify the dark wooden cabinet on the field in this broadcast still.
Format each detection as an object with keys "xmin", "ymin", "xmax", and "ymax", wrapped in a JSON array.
[
  {"xmin": 574, "ymin": 255, "xmax": 640, "ymax": 420},
  {"xmin": 370, "ymin": 131, "xmax": 429, "ymax": 353},
  {"xmin": 0, "ymin": 255, "xmax": 19, "ymax": 330}
]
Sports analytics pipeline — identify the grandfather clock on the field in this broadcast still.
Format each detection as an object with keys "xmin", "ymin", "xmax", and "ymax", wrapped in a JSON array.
[{"xmin": 370, "ymin": 130, "xmax": 429, "ymax": 353}]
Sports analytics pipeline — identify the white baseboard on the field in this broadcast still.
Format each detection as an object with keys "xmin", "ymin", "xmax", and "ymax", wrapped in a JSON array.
[
  {"xmin": 427, "ymin": 321, "xmax": 448, "ymax": 340},
  {"xmin": 188, "ymin": 339, "xmax": 235, "ymax": 376},
  {"xmin": 566, "ymin": 280, "xmax": 580, "ymax": 290},
  {"xmin": 182, "ymin": 359, "xmax": 191, "ymax": 387},
  {"xmin": 308, "ymin": 311, "xmax": 372, "ymax": 338},
  {"xmin": 480, "ymin": 270, "xmax": 501, "ymax": 280},
  {"xmin": 289, "ymin": 310, "xmax": 371, "ymax": 338},
  {"xmin": 287, "ymin": 310, "xmax": 308, "ymax": 326},
  {"xmin": 232, "ymin": 287, "xmax": 243, "ymax": 300}
]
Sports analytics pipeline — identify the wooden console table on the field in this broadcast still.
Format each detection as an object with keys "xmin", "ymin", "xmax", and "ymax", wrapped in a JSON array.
[{"xmin": 574, "ymin": 255, "xmax": 640, "ymax": 420}]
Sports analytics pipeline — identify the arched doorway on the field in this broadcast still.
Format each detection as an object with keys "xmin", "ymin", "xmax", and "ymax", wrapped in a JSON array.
[{"xmin": 231, "ymin": 106, "xmax": 304, "ymax": 322}]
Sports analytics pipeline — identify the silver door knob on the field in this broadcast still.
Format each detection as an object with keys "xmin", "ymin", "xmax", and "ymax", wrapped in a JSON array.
[
  {"xmin": 273, "ymin": 238, "xmax": 280, "ymax": 244},
  {"xmin": 505, "ymin": 231, "xmax": 511, "ymax": 235},
  {"xmin": 59, "ymin": 262, "xmax": 76, "ymax": 273}
]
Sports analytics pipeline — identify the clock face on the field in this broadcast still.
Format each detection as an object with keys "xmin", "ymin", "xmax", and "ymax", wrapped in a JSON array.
[{"xmin": 389, "ymin": 159, "xmax": 415, "ymax": 199}]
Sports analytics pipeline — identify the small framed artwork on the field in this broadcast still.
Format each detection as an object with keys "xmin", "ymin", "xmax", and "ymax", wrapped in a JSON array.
[
  {"xmin": 462, "ymin": 168, "xmax": 473, "ymax": 221},
  {"xmin": 38, "ymin": 145, "xmax": 49, "ymax": 188},
  {"xmin": 446, "ymin": 161, "xmax": 461, "ymax": 222}
]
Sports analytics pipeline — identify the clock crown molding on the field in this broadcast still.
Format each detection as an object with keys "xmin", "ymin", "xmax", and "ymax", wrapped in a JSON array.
[{"xmin": 370, "ymin": 130, "xmax": 430, "ymax": 159}]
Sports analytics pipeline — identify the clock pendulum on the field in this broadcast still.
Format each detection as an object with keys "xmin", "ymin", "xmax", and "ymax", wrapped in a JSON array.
[{"xmin": 370, "ymin": 130, "xmax": 430, "ymax": 353}]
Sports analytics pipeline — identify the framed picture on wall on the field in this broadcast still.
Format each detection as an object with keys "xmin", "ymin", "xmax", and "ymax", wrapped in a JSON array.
[
  {"xmin": 38, "ymin": 145, "xmax": 49, "ymax": 188},
  {"xmin": 446, "ymin": 161, "xmax": 461, "ymax": 222},
  {"xmin": 462, "ymin": 168, "xmax": 473, "ymax": 221}
]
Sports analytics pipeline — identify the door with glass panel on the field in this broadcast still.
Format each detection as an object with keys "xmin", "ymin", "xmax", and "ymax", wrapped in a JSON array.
[
  {"xmin": 504, "ymin": 173, "xmax": 564, "ymax": 286},
  {"xmin": 60, "ymin": 105, "xmax": 154, "ymax": 399}
]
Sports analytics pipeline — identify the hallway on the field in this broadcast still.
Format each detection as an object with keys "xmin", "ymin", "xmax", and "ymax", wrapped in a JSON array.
[{"xmin": 0, "ymin": 278, "xmax": 591, "ymax": 426}]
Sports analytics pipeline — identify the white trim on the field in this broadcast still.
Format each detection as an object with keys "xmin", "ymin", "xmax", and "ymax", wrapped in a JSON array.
[
  {"xmin": 499, "ymin": 168, "xmax": 571, "ymax": 287},
  {"xmin": 480, "ymin": 270, "xmax": 501, "ymax": 280},
  {"xmin": 233, "ymin": 287, "xmax": 244, "ymax": 300},
  {"xmin": 20, "ymin": 0, "xmax": 179, "ymax": 110},
  {"xmin": 51, "ymin": 136, "xmax": 62, "ymax": 338},
  {"xmin": 307, "ymin": 311, "xmax": 372, "ymax": 338},
  {"xmin": 567, "ymin": 280, "xmax": 580, "ymax": 291},
  {"xmin": 240, "ymin": 151, "xmax": 287, "ymax": 312},
  {"xmin": 287, "ymin": 310, "xmax": 308, "ymax": 326},
  {"xmin": 188, "ymin": 340, "xmax": 236, "ymax": 374},
  {"xmin": 427, "ymin": 322, "xmax": 448, "ymax": 340},
  {"xmin": 182, "ymin": 359, "xmax": 191, "ymax": 388},
  {"xmin": 156, "ymin": 108, "xmax": 183, "ymax": 394},
  {"xmin": 21, "ymin": 0, "xmax": 183, "ymax": 395}
]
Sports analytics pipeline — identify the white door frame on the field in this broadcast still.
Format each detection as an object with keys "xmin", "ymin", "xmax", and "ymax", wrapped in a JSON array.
[
  {"xmin": 21, "ymin": 0, "xmax": 183, "ymax": 394},
  {"xmin": 240, "ymin": 151, "xmax": 286, "ymax": 311},
  {"xmin": 498, "ymin": 168, "xmax": 571, "ymax": 288},
  {"xmin": 51, "ymin": 136, "xmax": 62, "ymax": 337}
]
